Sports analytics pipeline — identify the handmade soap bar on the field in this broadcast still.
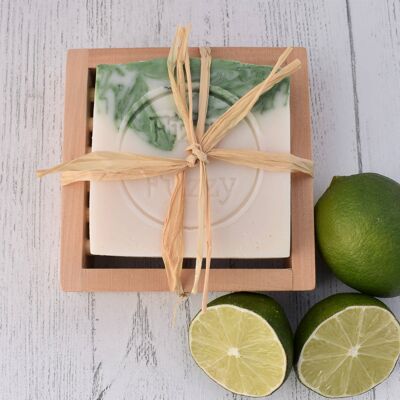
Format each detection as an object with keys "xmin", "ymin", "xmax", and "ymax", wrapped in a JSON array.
[{"xmin": 90, "ymin": 58, "xmax": 291, "ymax": 258}]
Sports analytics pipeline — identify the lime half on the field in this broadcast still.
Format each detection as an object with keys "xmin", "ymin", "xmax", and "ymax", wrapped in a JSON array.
[
  {"xmin": 189, "ymin": 292, "xmax": 292, "ymax": 397},
  {"xmin": 295, "ymin": 293, "xmax": 400, "ymax": 398}
]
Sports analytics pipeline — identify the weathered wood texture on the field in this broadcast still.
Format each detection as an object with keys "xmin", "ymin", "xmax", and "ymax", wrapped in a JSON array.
[{"xmin": 0, "ymin": 0, "xmax": 398, "ymax": 399}]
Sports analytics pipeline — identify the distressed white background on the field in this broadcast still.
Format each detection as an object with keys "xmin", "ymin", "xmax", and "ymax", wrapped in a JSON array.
[{"xmin": 0, "ymin": 0, "xmax": 399, "ymax": 399}]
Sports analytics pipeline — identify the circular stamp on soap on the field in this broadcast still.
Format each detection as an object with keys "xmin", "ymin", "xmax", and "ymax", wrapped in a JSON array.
[{"xmin": 118, "ymin": 86, "xmax": 263, "ymax": 230}]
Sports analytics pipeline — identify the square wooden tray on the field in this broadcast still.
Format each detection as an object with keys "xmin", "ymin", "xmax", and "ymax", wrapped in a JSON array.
[{"xmin": 61, "ymin": 47, "xmax": 315, "ymax": 292}]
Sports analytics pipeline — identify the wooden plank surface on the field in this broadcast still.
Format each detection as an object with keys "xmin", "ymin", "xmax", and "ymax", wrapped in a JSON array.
[{"xmin": 0, "ymin": 0, "xmax": 398, "ymax": 399}]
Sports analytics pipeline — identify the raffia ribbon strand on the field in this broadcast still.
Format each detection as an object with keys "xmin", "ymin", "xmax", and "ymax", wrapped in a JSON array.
[
  {"xmin": 208, "ymin": 148, "xmax": 314, "ymax": 175},
  {"xmin": 36, "ymin": 151, "xmax": 188, "ymax": 186},
  {"xmin": 37, "ymin": 26, "xmax": 313, "ymax": 311},
  {"xmin": 162, "ymin": 170, "xmax": 185, "ymax": 294}
]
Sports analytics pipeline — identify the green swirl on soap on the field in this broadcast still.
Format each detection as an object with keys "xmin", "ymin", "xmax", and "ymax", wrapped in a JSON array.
[{"xmin": 95, "ymin": 58, "xmax": 289, "ymax": 151}]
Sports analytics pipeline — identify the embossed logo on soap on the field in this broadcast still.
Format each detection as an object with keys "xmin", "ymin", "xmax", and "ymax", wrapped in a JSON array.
[
  {"xmin": 146, "ymin": 175, "xmax": 237, "ymax": 205},
  {"xmin": 118, "ymin": 87, "xmax": 263, "ymax": 230}
]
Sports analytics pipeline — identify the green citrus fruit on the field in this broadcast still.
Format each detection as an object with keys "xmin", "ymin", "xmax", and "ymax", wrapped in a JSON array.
[
  {"xmin": 189, "ymin": 292, "xmax": 293, "ymax": 397},
  {"xmin": 316, "ymin": 173, "xmax": 400, "ymax": 297},
  {"xmin": 295, "ymin": 293, "xmax": 400, "ymax": 398}
]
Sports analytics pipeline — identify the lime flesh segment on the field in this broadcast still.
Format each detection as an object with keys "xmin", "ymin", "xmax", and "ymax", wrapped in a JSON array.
[
  {"xmin": 189, "ymin": 305, "xmax": 287, "ymax": 397},
  {"xmin": 298, "ymin": 306, "xmax": 400, "ymax": 398}
]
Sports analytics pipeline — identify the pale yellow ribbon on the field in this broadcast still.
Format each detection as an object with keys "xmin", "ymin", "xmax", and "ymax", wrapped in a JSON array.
[{"xmin": 38, "ymin": 26, "xmax": 313, "ymax": 311}]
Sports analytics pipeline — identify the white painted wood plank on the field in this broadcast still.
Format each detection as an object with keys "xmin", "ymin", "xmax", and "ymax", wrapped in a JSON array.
[
  {"xmin": 0, "ymin": 1, "xmax": 94, "ymax": 399},
  {"xmin": 348, "ymin": 1, "xmax": 400, "ymax": 398},
  {"xmin": 349, "ymin": 0, "xmax": 400, "ymax": 182}
]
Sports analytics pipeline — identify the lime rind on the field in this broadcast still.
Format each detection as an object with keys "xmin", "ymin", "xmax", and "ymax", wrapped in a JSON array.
[
  {"xmin": 297, "ymin": 306, "xmax": 400, "ymax": 398},
  {"xmin": 315, "ymin": 173, "xmax": 400, "ymax": 297},
  {"xmin": 189, "ymin": 304, "xmax": 287, "ymax": 397}
]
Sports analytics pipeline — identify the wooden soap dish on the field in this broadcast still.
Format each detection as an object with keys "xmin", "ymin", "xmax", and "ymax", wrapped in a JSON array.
[{"xmin": 61, "ymin": 47, "xmax": 315, "ymax": 292}]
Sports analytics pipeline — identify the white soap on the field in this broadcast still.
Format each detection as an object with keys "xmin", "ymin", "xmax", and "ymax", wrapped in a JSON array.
[{"xmin": 90, "ymin": 58, "xmax": 291, "ymax": 258}]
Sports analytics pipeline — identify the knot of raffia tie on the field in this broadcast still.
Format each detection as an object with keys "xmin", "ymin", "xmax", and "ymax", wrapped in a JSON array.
[{"xmin": 186, "ymin": 143, "xmax": 208, "ymax": 167}]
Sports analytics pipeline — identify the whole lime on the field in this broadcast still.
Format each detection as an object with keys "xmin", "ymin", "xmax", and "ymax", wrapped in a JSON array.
[{"xmin": 315, "ymin": 173, "xmax": 400, "ymax": 297}]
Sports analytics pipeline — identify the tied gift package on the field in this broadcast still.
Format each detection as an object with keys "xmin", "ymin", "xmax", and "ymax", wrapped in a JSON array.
[
  {"xmin": 91, "ymin": 59, "xmax": 291, "ymax": 258},
  {"xmin": 38, "ymin": 27, "xmax": 315, "ymax": 305}
]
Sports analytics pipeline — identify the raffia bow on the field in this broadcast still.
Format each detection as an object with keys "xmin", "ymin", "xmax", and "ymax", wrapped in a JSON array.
[{"xmin": 38, "ymin": 26, "xmax": 313, "ymax": 311}]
